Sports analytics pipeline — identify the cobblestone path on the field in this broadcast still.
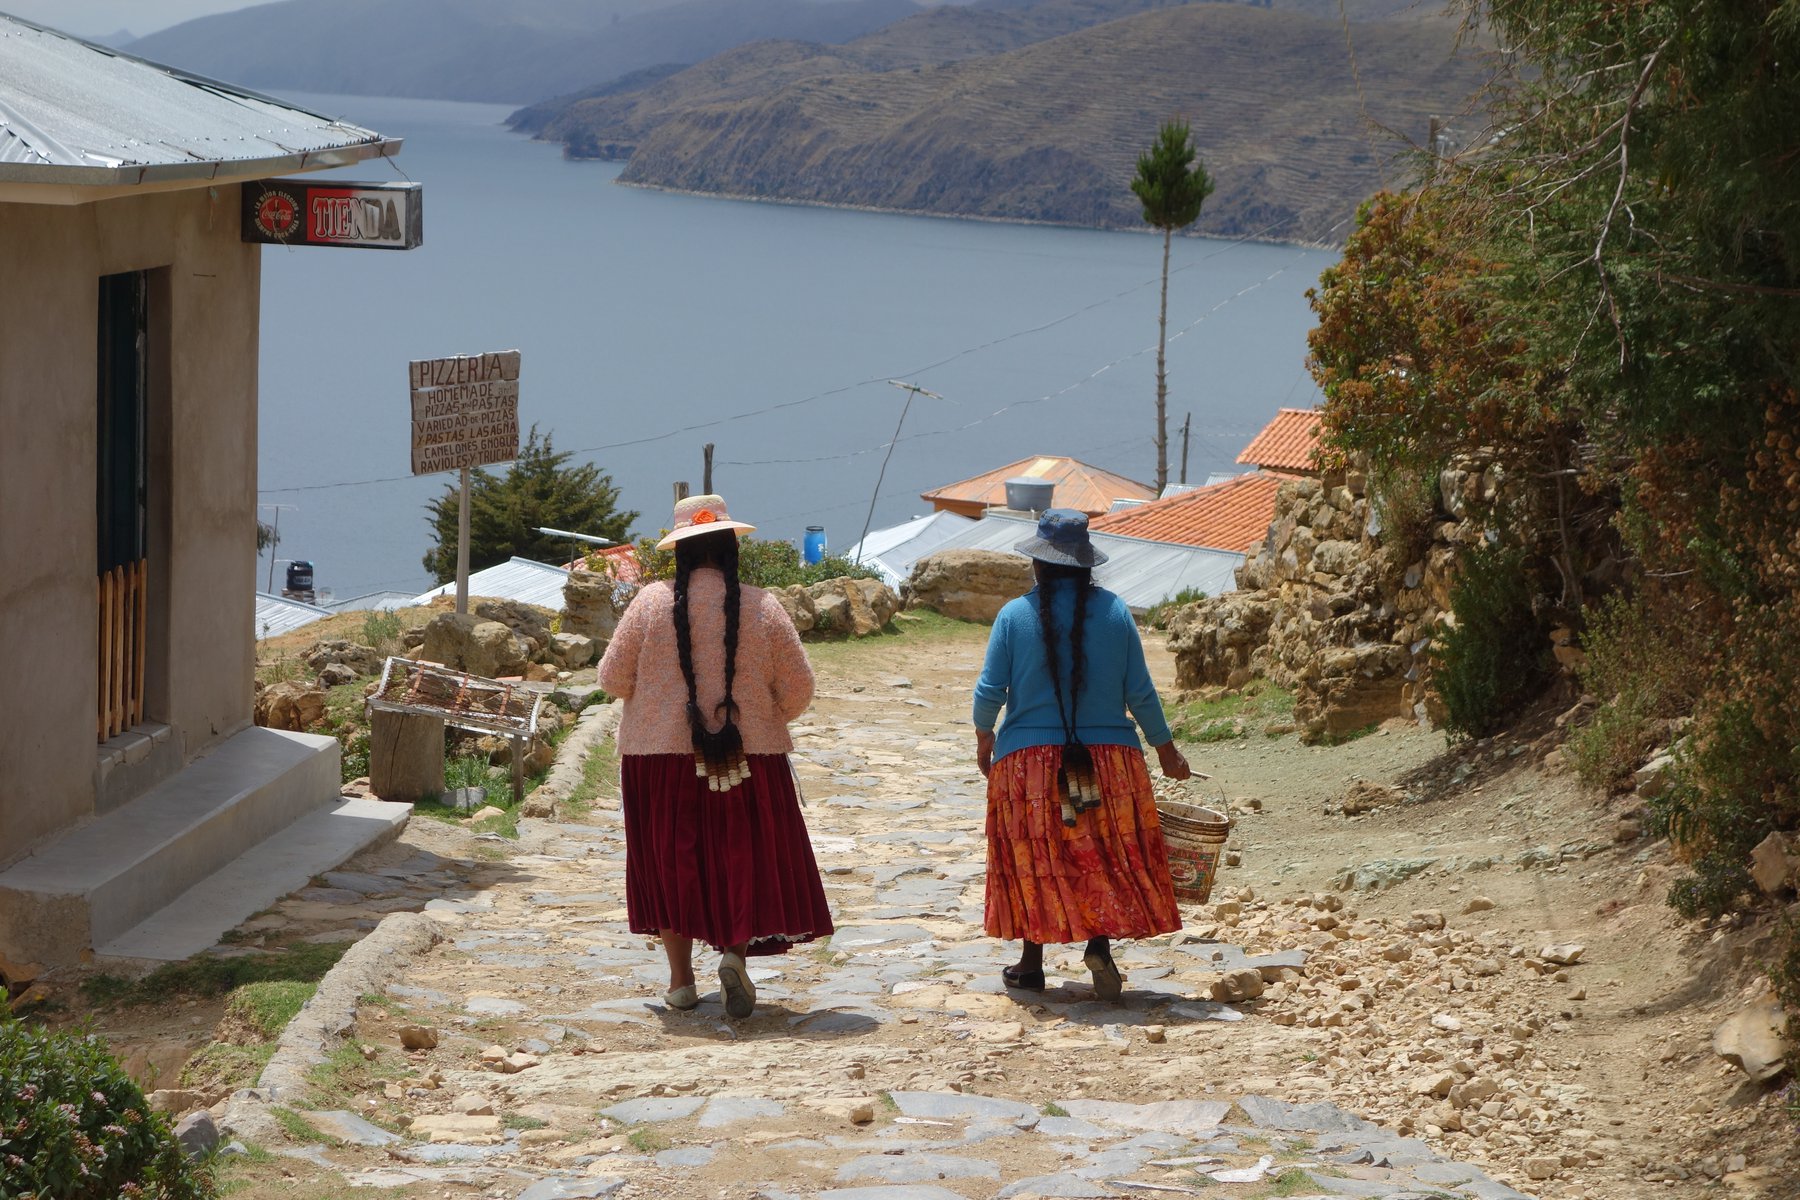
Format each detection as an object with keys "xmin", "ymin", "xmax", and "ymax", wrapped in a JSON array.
[{"xmin": 269, "ymin": 629, "xmax": 1541, "ymax": 1200}]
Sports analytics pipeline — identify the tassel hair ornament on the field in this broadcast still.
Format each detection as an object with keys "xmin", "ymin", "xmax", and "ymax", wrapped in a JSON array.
[{"xmin": 1057, "ymin": 741, "xmax": 1100, "ymax": 826}]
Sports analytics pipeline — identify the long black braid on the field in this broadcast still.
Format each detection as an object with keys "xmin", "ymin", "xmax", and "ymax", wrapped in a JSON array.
[
  {"xmin": 672, "ymin": 530, "xmax": 745, "ymax": 772},
  {"xmin": 1036, "ymin": 560, "xmax": 1096, "ymax": 795}
]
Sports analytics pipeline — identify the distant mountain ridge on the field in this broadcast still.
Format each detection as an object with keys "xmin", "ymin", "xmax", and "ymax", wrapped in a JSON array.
[
  {"xmin": 125, "ymin": 0, "xmax": 925, "ymax": 104},
  {"xmin": 522, "ymin": 0, "xmax": 1492, "ymax": 244}
]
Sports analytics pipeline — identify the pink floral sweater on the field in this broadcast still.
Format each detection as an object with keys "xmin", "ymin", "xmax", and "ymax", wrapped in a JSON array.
[{"xmin": 598, "ymin": 570, "xmax": 814, "ymax": 757}]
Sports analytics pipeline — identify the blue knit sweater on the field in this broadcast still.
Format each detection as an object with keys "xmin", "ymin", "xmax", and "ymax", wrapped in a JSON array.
[{"xmin": 972, "ymin": 584, "xmax": 1173, "ymax": 761}]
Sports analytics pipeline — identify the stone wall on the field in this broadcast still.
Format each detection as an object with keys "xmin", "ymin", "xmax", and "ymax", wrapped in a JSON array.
[
  {"xmin": 775, "ymin": 576, "xmax": 902, "ymax": 639},
  {"xmin": 1168, "ymin": 468, "xmax": 1493, "ymax": 741}
]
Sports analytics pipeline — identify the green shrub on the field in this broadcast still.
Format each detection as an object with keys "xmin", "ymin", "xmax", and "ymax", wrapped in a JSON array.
[
  {"xmin": 1650, "ymin": 698, "xmax": 1784, "ymax": 919},
  {"xmin": 1433, "ymin": 542, "xmax": 1549, "ymax": 739},
  {"xmin": 360, "ymin": 608, "xmax": 403, "ymax": 655},
  {"xmin": 1565, "ymin": 591, "xmax": 1709, "ymax": 791},
  {"xmin": 1368, "ymin": 464, "xmax": 1440, "ymax": 587},
  {"xmin": 1143, "ymin": 587, "xmax": 1207, "ymax": 630},
  {"xmin": 632, "ymin": 534, "xmax": 880, "ymax": 590},
  {"xmin": 0, "ymin": 1013, "xmax": 213, "ymax": 1199}
]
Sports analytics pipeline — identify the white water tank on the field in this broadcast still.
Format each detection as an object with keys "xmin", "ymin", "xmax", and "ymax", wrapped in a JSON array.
[{"xmin": 1003, "ymin": 477, "xmax": 1055, "ymax": 512}]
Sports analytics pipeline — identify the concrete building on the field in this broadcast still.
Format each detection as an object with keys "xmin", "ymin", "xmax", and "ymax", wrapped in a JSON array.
[{"xmin": 0, "ymin": 17, "xmax": 409, "ymax": 973}]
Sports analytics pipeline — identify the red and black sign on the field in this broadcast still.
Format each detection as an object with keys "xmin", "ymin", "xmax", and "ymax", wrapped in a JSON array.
[{"xmin": 242, "ymin": 179, "xmax": 422, "ymax": 250}]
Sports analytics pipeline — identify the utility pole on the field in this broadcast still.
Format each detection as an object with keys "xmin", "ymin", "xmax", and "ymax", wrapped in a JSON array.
[
  {"xmin": 258, "ymin": 503, "xmax": 297, "ymax": 593},
  {"xmin": 1179, "ymin": 413, "xmax": 1191, "ymax": 487},
  {"xmin": 455, "ymin": 466, "xmax": 471, "ymax": 614},
  {"xmin": 856, "ymin": 380, "xmax": 944, "ymax": 563},
  {"xmin": 673, "ymin": 481, "xmax": 690, "ymax": 506},
  {"xmin": 703, "ymin": 443, "xmax": 714, "ymax": 494}
]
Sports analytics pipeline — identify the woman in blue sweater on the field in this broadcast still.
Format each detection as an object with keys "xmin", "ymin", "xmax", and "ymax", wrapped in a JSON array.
[{"xmin": 973, "ymin": 508, "xmax": 1191, "ymax": 999}]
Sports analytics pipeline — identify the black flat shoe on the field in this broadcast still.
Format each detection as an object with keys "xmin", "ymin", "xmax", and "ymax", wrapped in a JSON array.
[
  {"xmin": 1002, "ymin": 964, "xmax": 1046, "ymax": 991},
  {"xmin": 1084, "ymin": 947, "xmax": 1122, "ymax": 1001}
]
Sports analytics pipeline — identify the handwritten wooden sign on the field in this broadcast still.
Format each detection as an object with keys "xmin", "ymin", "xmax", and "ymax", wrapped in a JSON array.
[{"xmin": 409, "ymin": 350, "xmax": 520, "ymax": 475}]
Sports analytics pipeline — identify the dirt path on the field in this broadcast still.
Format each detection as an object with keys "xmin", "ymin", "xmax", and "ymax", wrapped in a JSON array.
[{"xmin": 188, "ymin": 616, "xmax": 1794, "ymax": 1198}]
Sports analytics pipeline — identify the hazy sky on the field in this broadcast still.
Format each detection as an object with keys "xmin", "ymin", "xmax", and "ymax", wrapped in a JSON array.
[{"xmin": 3, "ymin": 1, "xmax": 262, "ymax": 38}]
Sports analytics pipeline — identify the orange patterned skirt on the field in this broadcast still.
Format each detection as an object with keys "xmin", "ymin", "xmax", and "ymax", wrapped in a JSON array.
[{"xmin": 984, "ymin": 743, "xmax": 1182, "ymax": 944}]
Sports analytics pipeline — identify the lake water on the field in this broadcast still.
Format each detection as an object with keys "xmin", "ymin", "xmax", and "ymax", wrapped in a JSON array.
[{"xmin": 257, "ymin": 95, "xmax": 1336, "ymax": 601}]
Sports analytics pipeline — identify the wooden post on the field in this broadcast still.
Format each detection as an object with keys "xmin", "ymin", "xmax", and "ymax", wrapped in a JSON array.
[
  {"xmin": 702, "ymin": 443, "xmax": 714, "ymax": 494},
  {"xmin": 1180, "ymin": 412, "xmax": 1191, "ymax": 486},
  {"xmin": 673, "ymin": 480, "xmax": 690, "ymax": 505},
  {"xmin": 369, "ymin": 708, "xmax": 446, "ymax": 802},
  {"xmin": 455, "ymin": 465, "xmax": 471, "ymax": 614},
  {"xmin": 510, "ymin": 735, "xmax": 526, "ymax": 807}
]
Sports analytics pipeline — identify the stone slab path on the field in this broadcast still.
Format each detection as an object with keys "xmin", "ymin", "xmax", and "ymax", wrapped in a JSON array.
[{"xmin": 263, "ymin": 633, "xmax": 1557, "ymax": 1200}]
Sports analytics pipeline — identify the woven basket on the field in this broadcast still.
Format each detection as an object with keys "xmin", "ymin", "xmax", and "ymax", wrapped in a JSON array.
[{"xmin": 1158, "ymin": 800, "xmax": 1232, "ymax": 905}]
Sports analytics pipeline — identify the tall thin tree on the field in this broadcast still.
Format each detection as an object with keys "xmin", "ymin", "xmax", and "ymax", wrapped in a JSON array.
[{"xmin": 1131, "ymin": 119, "xmax": 1214, "ymax": 493}]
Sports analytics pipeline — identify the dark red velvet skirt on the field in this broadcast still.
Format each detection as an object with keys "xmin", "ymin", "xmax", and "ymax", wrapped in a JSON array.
[{"xmin": 621, "ymin": 753, "xmax": 834, "ymax": 956}]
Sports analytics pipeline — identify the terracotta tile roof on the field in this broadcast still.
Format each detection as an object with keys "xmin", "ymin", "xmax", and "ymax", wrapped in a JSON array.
[
  {"xmin": 1236, "ymin": 408, "xmax": 1322, "ymax": 473},
  {"xmin": 1090, "ymin": 471, "xmax": 1293, "ymax": 554},
  {"xmin": 920, "ymin": 456, "xmax": 1155, "ymax": 517}
]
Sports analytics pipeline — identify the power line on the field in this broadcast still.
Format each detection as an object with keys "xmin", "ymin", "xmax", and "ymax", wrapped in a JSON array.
[{"xmin": 259, "ymin": 220, "xmax": 1313, "ymax": 497}]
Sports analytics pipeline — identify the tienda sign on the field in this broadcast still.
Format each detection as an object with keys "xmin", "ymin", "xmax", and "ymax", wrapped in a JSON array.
[{"xmin": 241, "ymin": 179, "xmax": 422, "ymax": 250}]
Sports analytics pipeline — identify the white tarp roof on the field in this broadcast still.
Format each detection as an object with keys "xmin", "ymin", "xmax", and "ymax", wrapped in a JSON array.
[
  {"xmin": 411, "ymin": 557, "xmax": 570, "ymax": 610},
  {"xmin": 0, "ymin": 14, "xmax": 400, "ymax": 185},
  {"xmin": 255, "ymin": 592, "xmax": 332, "ymax": 639},
  {"xmin": 921, "ymin": 511, "xmax": 1243, "ymax": 613},
  {"xmin": 844, "ymin": 510, "xmax": 976, "ymax": 589}
]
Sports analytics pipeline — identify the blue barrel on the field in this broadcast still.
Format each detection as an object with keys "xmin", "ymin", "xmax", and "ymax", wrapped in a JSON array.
[{"xmin": 803, "ymin": 526, "xmax": 827, "ymax": 565}]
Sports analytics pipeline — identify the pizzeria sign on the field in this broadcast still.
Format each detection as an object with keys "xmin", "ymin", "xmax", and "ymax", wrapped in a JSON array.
[{"xmin": 242, "ymin": 179, "xmax": 423, "ymax": 250}]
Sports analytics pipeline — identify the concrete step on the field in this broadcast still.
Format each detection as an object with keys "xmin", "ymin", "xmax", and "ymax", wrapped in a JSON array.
[
  {"xmin": 97, "ymin": 796, "xmax": 411, "ymax": 961},
  {"xmin": 0, "ymin": 726, "xmax": 341, "ymax": 964}
]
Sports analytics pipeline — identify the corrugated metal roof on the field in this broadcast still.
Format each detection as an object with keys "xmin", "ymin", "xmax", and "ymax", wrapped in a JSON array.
[
  {"xmin": 921, "ymin": 512, "xmax": 1243, "ymax": 613},
  {"xmin": 411, "ymin": 557, "xmax": 570, "ymax": 610},
  {"xmin": 255, "ymin": 592, "xmax": 333, "ymax": 638},
  {"xmin": 0, "ymin": 14, "xmax": 400, "ymax": 186},
  {"xmin": 920, "ymin": 456, "xmax": 1155, "ymax": 517},
  {"xmin": 325, "ymin": 590, "xmax": 420, "ymax": 613},
  {"xmin": 845, "ymin": 510, "xmax": 976, "ymax": 589},
  {"xmin": 1236, "ymin": 408, "xmax": 1322, "ymax": 473},
  {"xmin": 1091, "ymin": 471, "xmax": 1293, "ymax": 554}
]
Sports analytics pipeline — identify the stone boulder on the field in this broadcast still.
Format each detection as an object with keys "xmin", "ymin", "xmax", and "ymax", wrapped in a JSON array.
[
  {"xmin": 561, "ymin": 570, "xmax": 625, "ymax": 646},
  {"xmin": 549, "ymin": 631, "xmax": 596, "ymax": 669},
  {"xmin": 1749, "ymin": 831, "xmax": 1800, "ymax": 897},
  {"xmin": 1712, "ymin": 1001, "xmax": 1791, "ymax": 1083},
  {"xmin": 474, "ymin": 733, "xmax": 556, "ymax": 776},
  {"xmin": 318, "ymin": 663, "xmax": 360, "ymax": 689},
  {"xmin": 776, "ymin": 584, "xmax": 818, "ymax": 634},
  {"xmin": 254, "ymin": 681, "xmax": 326, "ymax": 731},
  {"xmin": 420, "ymin": 612, "xmax": 530, "ymax": 679},
  {"xmin": 471, "ymin": 599, "xmax": 553, "ymax": 661},
  {"xmin": 805, "ymin": 576, "xmax": 901, "ymax": 638},
  {"xmin": 301, "ymin": 639, "xmax": 385, "ymax": 678},
  {"xmin": 903, "ymin": 549, "xmax": 1034, "ymax": 623}
]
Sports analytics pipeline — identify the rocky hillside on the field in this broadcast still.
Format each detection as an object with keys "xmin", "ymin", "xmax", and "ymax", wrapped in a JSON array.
[
  {"xmin": 125, "ymin": 0, "xmax": 924, "ymax": 104},
  {"xmin": 524, "ymin": 1, "xmax": 1490, "ymax": 242}
]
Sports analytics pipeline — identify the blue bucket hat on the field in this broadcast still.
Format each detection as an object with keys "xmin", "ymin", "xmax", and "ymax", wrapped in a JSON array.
[{"xmin": 1014, "ymin": 507, "xmax": 1108, "ymax": 568}]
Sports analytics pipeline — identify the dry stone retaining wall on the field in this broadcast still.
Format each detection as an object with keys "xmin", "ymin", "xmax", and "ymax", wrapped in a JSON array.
[{"xmin": 1169, "ymin": 467, "xmax": 1497, "ymax": 741}]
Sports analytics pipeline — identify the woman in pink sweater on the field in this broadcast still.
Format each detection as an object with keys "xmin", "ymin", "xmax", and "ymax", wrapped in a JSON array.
[{"xmin": 599, "ymin": 494, "xmax": 833, "ymax": 1017}]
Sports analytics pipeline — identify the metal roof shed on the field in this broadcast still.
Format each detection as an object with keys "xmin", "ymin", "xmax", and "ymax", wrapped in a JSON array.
[
  {"xmin": 845, "ymin": 510, "xmax": 976, "ymax": 589},
  {"xmin": 412, "ymin": 558, "xmax": 571, "ymax": 611},
  {"xmin": 254, "ymin": 592, "xmax": 333, "ymax": 639},
  {"xmin": 0, "ymin": 14, "xmax": 401, "ymax": 202}
]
